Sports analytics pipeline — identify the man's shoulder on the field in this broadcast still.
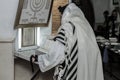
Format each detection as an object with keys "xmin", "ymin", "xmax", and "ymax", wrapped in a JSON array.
[{"xmin": 61, "ymin": 22, "xmax": 73, "ymax": 30}]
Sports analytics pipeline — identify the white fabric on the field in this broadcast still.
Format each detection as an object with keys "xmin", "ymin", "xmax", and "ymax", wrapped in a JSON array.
[
  {"xmin": 61, "ymin": 3, "xmax": 104, "ymax": 80},
  {"xmin": 38, "ymin": 40, "xmax": 65, "ymax": 72},
  {"xmin": 38, "ymin": 3, "xmax": 104, "ymax": 80},
  {"xmin": 54, "ymin": 23, "xmax": 78, "ymax": 80}
]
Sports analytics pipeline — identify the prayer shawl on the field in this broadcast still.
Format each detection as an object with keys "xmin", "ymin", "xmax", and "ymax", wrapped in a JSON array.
[
  {"xmin": 38, "ymin": 3, "xmax": 104, "ymax": 80},
  {"xmin": 53, "ymin": 21, "xmax": 78, "ymax": 80}
]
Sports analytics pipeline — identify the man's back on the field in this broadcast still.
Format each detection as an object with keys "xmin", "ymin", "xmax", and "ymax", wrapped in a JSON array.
[{"xmin": 61, "ymin": 3, "xmax": 104, "ymax": 80}]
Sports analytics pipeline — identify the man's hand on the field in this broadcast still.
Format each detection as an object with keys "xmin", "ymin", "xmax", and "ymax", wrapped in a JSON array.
[
  {"xmin": 32, "ymin": 56, "xmax": 35, "ymax": 62},
  {"xmin": 30, "ymin": 55, "xmax": 38, "ymax": 62}
]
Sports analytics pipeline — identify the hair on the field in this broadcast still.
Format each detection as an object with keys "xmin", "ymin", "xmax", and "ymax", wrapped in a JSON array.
[
  {"xmin": 58, "ymin": 4, "xmax": 68, "ymax": 14},
  {"xmin": 103, "ymin": 10, "xmax": 109, "ymax": 16}
]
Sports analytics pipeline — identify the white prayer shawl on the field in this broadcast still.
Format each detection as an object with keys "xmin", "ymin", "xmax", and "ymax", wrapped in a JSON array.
[
  {"xmin": 53, "ymin": 21, "xmax": 78, "ymax": 80},
  {"xmin": 38, "ymin": 3, "xmax": 104, "ymax": 80}
]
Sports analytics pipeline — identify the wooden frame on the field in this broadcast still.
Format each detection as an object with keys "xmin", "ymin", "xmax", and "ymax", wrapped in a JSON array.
[
  {"xmin": 22, "ymin": 28, "xmax": 35, "ymax": 47},
  {"xmin": 113, "ymin": 0, "xmax": 119, "ymax": 5},
  {"xmin": 14, "ymin": 0, "xmax": 53, "ymax": 29}
]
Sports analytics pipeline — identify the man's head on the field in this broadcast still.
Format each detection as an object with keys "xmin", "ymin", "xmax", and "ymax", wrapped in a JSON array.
[{"xmin": 103, "ymin": 10, "xmax": 109, "ymax": 18}]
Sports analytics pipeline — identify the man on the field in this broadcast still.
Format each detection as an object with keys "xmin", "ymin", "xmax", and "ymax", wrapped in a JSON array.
[{"xmin": 32, "ymin": 3, "xmax": 104, "ymax": 80}]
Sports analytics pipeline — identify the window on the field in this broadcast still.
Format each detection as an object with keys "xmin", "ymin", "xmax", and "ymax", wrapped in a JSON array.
[
  {"xmin": 16, "ymin": 27, "xmax": 40, "ymax": 51},
  {"xmin": 15, "ymin": 16, "xmax": 52, "ymax": 52}
]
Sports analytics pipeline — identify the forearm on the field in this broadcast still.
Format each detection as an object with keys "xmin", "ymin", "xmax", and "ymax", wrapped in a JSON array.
[{"xmin": 37, "ymin": 41, "xmax": 65, "ymax": 72}]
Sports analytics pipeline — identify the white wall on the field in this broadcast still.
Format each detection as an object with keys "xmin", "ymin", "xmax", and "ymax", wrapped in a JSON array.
[
  {"xmin": 92, "ymin": 0, "xmax": 120, "ymax": 23},
  {"xmin": 0, "ymin": 0, "xmax": 19, "ymax": 80},
  {"xmin": 0, "ymin": 0, "xmax": 19, "ymax": 41},
  {"xmin": 0, "ymin": 43, "xmax": 14, "ymax": 80},
  {"xmin": 92, "ymin": 0, "xmax": 110, "ymax": 23}
]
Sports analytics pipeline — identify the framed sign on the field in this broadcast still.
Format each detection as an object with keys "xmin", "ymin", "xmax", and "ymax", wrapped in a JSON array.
[
  {"xmin": 113, "ymin": 0, "xmax": 119, "ymax": 5},
  {"xmin": 14, "ymin": 0, "xmax": 53, "ymax": 28},
  {"xmin": 22, "ymin": 28, "xmax": 35, "ymax": 47}
]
